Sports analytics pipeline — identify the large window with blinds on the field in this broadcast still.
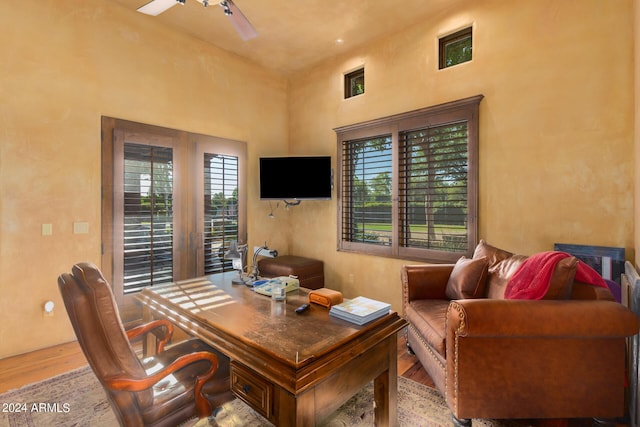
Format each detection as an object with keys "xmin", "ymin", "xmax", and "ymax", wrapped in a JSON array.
[
  {"xmin": 336, "ymin": 95, "xmax": 482, "ymax": 263},
  {"xmin": 102, "ymin": 117, "xmax": 246, "ymax": 317}
]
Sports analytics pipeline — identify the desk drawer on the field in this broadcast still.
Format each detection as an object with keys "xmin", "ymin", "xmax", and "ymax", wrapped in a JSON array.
[{"xmin": 230, "ymin": 362, "xmax": 273, "ymax": 419}]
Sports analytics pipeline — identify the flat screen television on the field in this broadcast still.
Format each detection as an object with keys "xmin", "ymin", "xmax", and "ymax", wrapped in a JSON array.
[{"xmin": 259, "ymin": 156, "xmax": 332, "ymax": 200}]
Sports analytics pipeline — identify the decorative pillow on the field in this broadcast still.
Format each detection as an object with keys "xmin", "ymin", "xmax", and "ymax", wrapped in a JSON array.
[
  {"xmin": 445, "ymin": 256, "xmax": 489, "ymax": 300},
  {"xmin": 473, "ymin": 239, "xmax": 513, "ymax": 269}
]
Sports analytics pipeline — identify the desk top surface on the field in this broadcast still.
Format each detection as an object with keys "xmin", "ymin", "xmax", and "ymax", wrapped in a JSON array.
[{"xmin": 137, "ymin": 272, "xmax": 405, "ymax": 367}]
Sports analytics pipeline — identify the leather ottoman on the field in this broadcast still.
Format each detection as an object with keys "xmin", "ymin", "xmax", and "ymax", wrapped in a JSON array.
[{"xmin": 257, "ymin": 255, "xmax": 324, "ymax": 290}]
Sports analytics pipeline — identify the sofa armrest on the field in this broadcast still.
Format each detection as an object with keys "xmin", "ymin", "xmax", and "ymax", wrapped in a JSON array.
[
  {"xmin": 447, "ymin": 299, "xmax": 639, "ymax": 338},
  {"xmin": 444, "ymin": 299, "xmax": 640, "ymax": 419},
  {"xmin": 401, "ymin": 264, "xmax": 454, "ymax": 309}
]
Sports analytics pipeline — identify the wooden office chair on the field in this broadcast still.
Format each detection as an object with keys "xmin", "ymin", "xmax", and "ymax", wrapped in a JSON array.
[{"xmin": 58, "ymin": 262, "xmax": 233, "ymax": 427}]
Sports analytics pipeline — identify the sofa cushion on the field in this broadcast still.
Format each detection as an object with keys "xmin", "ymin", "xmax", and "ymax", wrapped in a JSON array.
[
  {"xmin": 485, "ymin": 254, "xmax": 528, "ymax": 299},
  {"xmin": 473, "ymin": 239, "xmax": 513, "ymax": 268},
  {"xmin": 572, "ymin": 281, "xmax": 615, "ymax": 301},
  {"xmin": 503, "ymin": 252, "xmax": 578, "ymax": 300},
  {"xmin": 445, "ymin": 256, "xmax": 489, "ymax": 300},
  {"xmin": 404, "ymin": 299, "xmax": 450, "ymax": 358}
]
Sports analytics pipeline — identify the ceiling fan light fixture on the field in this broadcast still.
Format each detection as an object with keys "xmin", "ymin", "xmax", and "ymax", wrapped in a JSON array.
[
  {"xmin": 138, "ymin": 0, "xmax": 257, "ymax": 40},
  {"xmin": 220, "ymin": 1, "xmax": 233, "ymax": 16},
  {"xmin": 137, "ymin": 0, "xmax": 180, "ymax": 16}
]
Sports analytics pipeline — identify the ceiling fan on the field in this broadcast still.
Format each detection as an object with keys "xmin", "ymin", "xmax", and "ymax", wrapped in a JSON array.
[{"xmin": 137, "ymin": 0, "xmax": 258, "ymax": 41}]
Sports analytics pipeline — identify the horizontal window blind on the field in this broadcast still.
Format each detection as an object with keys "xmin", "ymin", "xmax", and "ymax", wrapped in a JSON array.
[
  {"xmin": 399, "ymin": 121, "xmax": 468, "ymax": 253},
  {"xmin": 204, "ymin": 153, "xmax": 239, "ymax": 275},
  {"xmin": 335, "ymin": 95, "xmax": 481, "ymax": 263},
  {"xmin": 341, "ymin": 135, "xmax": 393, "ymax": 246},
  {"xmin": 123, "ymin": 143, "xmax": 174, "ymax": 293}
]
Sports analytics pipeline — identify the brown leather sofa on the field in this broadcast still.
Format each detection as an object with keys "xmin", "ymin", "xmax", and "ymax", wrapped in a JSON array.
[{"xmin": 401, "ymin": 240, "xmax": 640, "ymax": 425}]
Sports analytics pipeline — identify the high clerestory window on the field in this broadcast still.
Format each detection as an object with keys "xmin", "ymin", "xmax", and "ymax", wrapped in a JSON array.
[
  {"xmin": 344, "ymin": 68, "xmax": 365, "ymax": 99},
  {"xmin": 439, "ymin": 27, "xmax": 473, "ymax": 69},
  {"xmin": 336, "ymin": 95, "xmax": 483, "ymax": 263}
]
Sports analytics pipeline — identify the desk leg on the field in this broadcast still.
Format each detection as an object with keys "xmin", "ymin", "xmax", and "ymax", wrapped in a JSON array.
[
  {"xmin": 276, "ymin": 388, "xmax": 315, "ymax": 427},
  {"xmin": 374, "ymin": 334, "xmax": 398, "ymax": 427}
]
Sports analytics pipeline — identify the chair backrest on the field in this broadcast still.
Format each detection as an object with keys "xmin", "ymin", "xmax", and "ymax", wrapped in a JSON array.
[{"xmin": 58, "ymin": 262, "xmax": 152, "ymax": 426}]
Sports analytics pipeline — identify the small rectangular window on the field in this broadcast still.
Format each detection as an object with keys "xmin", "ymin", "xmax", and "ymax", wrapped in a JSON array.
[
  {"xmin": 439, "ymin": 27, "xmax": 472, "ymax": 69},
  {"xmin": 344, "ymin": 68, "xmax": 365, "ymax": 99}
]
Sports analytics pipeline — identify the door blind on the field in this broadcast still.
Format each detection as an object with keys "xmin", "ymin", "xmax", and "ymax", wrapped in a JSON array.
[
  {"xmin": 399, "ymin": 121, "xmax": 468, "ymax": 252},
  {"xmin": 123, "ymin": 143, "xmax": 174, "ymax": 293},
  {"xmin": 203, "ymin": 153, "xmax": 239, "ymax": 275}
]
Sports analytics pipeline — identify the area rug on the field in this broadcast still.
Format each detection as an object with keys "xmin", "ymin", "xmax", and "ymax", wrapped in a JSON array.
[{"xmin": 0, "ymin": 366, "xmax": 529, "ymax": 426}]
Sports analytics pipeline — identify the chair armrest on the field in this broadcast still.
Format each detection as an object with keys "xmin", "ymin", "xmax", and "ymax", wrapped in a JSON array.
[
  {"xmin": 447, "ymin": 299, "xmax": 640, "ymax": 338},
  {"xmin": 103, "ymin": 351, "xmax": 219, "ymax": 419},
  {"xmin": 125, "ymin": 319, "xmax": 174, "ymax": 353},
  {"xmin": 401, "ymin": 264, "xmax": 454, "ymax": 308}
]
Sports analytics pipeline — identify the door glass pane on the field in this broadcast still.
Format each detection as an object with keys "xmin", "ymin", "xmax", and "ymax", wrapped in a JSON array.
[
  {"xmin": 204, "ymin": 153, "xmax": 239, "ymax": 274},
  {"xmin": 123, "ymin": 143, "xmax": 174, "ymax": 293}
]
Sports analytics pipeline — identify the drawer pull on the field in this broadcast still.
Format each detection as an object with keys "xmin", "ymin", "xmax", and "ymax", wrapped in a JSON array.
[{"xmin": 242, "ymin": 384, "xmax": 251, "ymax": 394}]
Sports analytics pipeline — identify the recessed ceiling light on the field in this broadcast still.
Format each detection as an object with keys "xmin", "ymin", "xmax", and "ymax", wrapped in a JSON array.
[{"xmin": 336, "ymin": 38, "xmax": 344, "ymax": 45}]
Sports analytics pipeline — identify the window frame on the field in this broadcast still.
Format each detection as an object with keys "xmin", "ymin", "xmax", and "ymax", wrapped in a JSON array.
[
  {"xmin": 101, "ymin": 117, "xmax": 247, "ymax": 318},
  {"xmin": 439, "ymin": 27, "xmax": 473, "ymax": 70},
  {"xmin": 335, "ymin": 95, "xmax": 483, "ymax": 263},
  {"xmin": 344, "ymin": 68, "xmax": 365, "ymax": 99}
]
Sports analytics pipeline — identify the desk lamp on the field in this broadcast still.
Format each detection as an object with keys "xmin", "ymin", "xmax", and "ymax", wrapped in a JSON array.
[
  {"xmin": 250, "ymin": 242, "xmax": 278, "ymax": 280},
  {"xmin": 224, "ymin": 241, "xmax": 248, "ymax": 285}
]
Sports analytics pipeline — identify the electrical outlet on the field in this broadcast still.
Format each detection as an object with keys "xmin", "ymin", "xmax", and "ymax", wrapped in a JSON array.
[{"xmin": 43, "ymin": 300, "xmax": 55, "ymax": 317}]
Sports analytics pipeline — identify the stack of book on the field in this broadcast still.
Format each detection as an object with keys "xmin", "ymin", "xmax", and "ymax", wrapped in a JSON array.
[{"xmin": 329, "ymin": 296, "xmax": 391, "ymax": 325}]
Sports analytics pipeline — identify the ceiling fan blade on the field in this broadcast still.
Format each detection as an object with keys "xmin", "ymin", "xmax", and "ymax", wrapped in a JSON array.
[
  {"xmin": 224, "ymin": 0, "xmax": 258, "ymax": 41},
  {"xmin": 137, "ymin": 0, "xmax": 179, "ymax": 16}
]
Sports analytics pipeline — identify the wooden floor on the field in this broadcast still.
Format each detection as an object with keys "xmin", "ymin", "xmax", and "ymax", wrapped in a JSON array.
[
  {"xmin": 0, "ymin": 327, "xmax": 429, "ymax": 394},
  {"xmin": 0, "ymin": 330, "xmax": 618, "ymax": 427}
]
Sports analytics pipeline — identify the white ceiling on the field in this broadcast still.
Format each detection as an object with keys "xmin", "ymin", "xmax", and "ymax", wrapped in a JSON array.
[{"xmin": 111, "ymin": 0, "xmax": 467, "ymax": 76}]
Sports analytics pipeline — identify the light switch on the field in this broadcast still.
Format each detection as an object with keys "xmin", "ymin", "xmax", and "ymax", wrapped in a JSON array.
[
  {"xmin": 73, "ymin": 222, "xmax": 89, "ymax": 234},
  {"xmin": 42, "ymin": 224, "xmax": 53, "ymax": 236}
]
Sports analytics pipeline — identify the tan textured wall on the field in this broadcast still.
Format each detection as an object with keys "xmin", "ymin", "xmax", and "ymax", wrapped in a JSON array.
[
  {"xmin": 287, "ymin": 0, "xmax": 635, "ymax": 310},
  {"xmin": 635, "ymin": 0, "xmax": 640, "ymax": 269},
  {"xmin": 0, "ymin": 0, "xmax": 635, "ymax": 358},
  {"xmin": 0, "ymin": 0, "xmax": 288, "ymax": 357}
]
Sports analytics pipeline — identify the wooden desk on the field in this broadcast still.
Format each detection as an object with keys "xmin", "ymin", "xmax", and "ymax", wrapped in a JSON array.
[{"xmin": 136, "ymin": 273, "xmax": 406, "ymax": 426}]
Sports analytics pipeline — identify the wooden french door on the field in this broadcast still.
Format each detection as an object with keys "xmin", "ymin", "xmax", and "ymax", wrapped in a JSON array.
[{"xmin": 102, "ymin": 117, "xmax": 247, "ymax": 320}]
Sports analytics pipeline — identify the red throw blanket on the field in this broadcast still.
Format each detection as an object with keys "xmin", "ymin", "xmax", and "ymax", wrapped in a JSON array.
[{"xmin": 504, "ymin": 251, "xmax": 607, "ymax": 300}]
